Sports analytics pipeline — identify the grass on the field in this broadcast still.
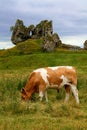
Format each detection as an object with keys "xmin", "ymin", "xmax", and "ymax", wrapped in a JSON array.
[
  {"xmin": 0, "ymin": 39, "xmax": 42, "ymax": 57},
  {"xmin": 0, "ymin": 40, "xmax": 87, "ymax": 129}
]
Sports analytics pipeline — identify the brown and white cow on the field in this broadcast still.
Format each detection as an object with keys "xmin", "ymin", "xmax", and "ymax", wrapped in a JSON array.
[{"xmin": 21, "ymin": 66, "xmax": 79, "ymax": 104}]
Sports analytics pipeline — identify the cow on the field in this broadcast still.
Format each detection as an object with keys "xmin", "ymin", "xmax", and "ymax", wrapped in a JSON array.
[{"xmin": 21, "ymin": 66, "xmax": 79, "ymax": 104}]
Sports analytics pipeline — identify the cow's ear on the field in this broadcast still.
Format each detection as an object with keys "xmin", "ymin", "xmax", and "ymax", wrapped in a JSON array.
[{"xmin": 21, "ymin": 88, "xmax": 26, "ymax": 94}]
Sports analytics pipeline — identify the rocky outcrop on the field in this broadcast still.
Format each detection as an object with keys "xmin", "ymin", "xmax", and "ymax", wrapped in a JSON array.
[
  {"xmin": 11, "ymin": 19, "xmax": 81, "ymax": 52},
  {"xmin": 84, "ymin": 40, "xmax": 87, "ymax": 50},
  {"xmin": 11, "ymin": 19, "xmax": 53, "ymax": 45},
  {"xmin": 61, "ymin": 43, "xmax": 81, "ymax": 50},
  {"xmin": 42, "ymin": 33, "xmax": 62, "ymax": 52},
  {"xmin": 52, "ymin": 33, "xmax": 62, "ymax": 47},
  {"xmin": 11, "ymin": 19, "xmax": 29, "ymax": 45},
  {"xmin": 31, "ymin": 20, "xmax": 53, "ymax": 38}
]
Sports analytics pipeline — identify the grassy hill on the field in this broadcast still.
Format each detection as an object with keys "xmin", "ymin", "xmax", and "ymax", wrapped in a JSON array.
[
  {"xmin": 0, "ymin": 39, "xmax": 87, "ymax": 130},
  {"xmin": 0, "ymin": 39, "xmax": 42, "ymax": 57}
]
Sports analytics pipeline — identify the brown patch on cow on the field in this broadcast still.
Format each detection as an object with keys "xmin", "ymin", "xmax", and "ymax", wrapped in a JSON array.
[
  {"xmin": 46, "ymin": 67, "xmax": 77, "ymax": 88},
  {"xmin": 46, "ymin": 67, "xmax": 63, "ymax": 87},
  {"xmin": 21, "ymin": 72, "xmax": 47, "ymax": 100},
  {"xmin": 34, "ymin": 72, "xmax": 47, "ymax": 92}
]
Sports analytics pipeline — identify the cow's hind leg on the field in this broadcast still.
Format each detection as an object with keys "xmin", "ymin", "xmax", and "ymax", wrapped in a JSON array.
[
  {"xmin": 70, "ymin": 84, "xmax": 79, "ymax": 104},
  {"xmin": 64, "ymin": 85, "xmax": 70, "ymax": 103}
]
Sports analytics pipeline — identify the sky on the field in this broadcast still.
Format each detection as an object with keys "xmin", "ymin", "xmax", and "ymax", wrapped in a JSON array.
[{"xmin": 0, "ymin": 0, "xmax": 87, "ymax": 49}]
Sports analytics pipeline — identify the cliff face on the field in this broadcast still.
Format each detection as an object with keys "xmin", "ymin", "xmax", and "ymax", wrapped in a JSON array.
[{"xmin": 11, "ymin": 19, "xmax": 81, "ymax": 52}]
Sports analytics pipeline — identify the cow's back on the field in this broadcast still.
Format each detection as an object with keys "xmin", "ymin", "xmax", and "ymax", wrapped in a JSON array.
[{"xmin": 33, "ymin": 66, "xmax": 77, "ymax": 88}]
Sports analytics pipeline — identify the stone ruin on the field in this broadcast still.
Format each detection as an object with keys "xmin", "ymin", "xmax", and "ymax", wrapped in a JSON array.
[
  {"xmin": 11, "ymin": 19, "xmax": 29, "ymax": 44},
  {"xmin": 42, "ymin": 33, "xmax": 62, "ymax": 52},
  {"xmin": 11, "ymin": 19, "xmax": 62, "ymax": 52},
  {"xmin": 11, "ymin": 19, "xmax": 81, "ymax": 52},
  {"xmin": 31, "ymin": 20, "xmax": 53, "ymax": 38},
  {"xmin": 11, "ymin": 19, "xmax": 53, "ymax": 44},
  {"xmin": 84, "ymin": 40, "xmax": 87, "ymax": 50}
]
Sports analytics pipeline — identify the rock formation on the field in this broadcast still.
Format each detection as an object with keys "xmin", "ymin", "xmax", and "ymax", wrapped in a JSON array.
[
  {"xmin": 61, "ymin": 43, "xmax": 81, "ymax": 50},
  {"xmin": 31, "ymin": 20, "xmax": 53, "ymax": 38},
  {"xmin": 84, "ymin": 40, "xmax": 87, "ymax": 50},
  {"xmin": 42, "ymin": 33, "xmax": 62, "ymax": 52},
  {"xmin": 11, "ymin": 19, "xmax": 53, "ymax": 45},
  {"xmin": 11, "ymin": 19, "xmax": 29, "ymax": 45},
  {"xmin": 11, "ymin": 19, "xmax": 81, "ymax": 52}
]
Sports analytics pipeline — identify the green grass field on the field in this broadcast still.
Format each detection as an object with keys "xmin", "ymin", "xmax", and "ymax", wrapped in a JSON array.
[{"xmin": 0, "ymin": 40, "xmax": 87, "ymax": 130}]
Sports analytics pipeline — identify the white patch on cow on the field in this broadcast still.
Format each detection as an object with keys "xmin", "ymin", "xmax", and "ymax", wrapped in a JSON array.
[
  {"xmin": 66, "ymin": 66, "xmax": 73, "ymax": 69},
  {"xmin": 48, "ymin": 66, "xmax": 73, "ymax": 71},
  {"xmin": 60, "ymin": 75, "xmax": 69, "ymax": 87},
  {"xmin": 34, "ymin": 68, "xmax": 49, "ymax": 85},
  {"xmin": 48, "ymin": 66, "xmax": 60, "ymax": 70},
  {"xmin": 49, "ymin": 83, "xmax": 58, "ymax": 88}
]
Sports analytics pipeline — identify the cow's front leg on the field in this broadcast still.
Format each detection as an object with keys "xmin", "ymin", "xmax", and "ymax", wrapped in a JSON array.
[
  {"xmin": 39, "ymin": 84, "xmax": 47, "ymax": 102},
  {"xmin": 39, "ymin": 91, "xmax": 48, "ymax": 102},
  {"xmin": 39, "ymin": 91, "xmax": 44, "ymax": 101},
  {"xmin": 44, "ymin": 91, "xmax": 48, "ymax": 102}
]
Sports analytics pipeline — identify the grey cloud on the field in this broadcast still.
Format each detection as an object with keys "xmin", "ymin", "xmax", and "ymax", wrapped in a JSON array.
[{"xmin": 0, "ymin": 0, "xmax": 87, "ymax": 48}]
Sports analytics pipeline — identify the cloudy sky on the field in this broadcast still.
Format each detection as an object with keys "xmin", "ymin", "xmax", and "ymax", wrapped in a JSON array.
[{"xmin": 0, "ymin": 0, "xmax": 87, "ymax": 49}]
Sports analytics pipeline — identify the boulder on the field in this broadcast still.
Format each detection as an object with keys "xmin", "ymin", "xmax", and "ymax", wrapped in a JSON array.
[
  {"xmin": 42, "ymin": 36, "xmax": 55, "ymax": 52},
  {"xmin": 42, "ymin": 33, "xmax": 62, "ymax": 52}
]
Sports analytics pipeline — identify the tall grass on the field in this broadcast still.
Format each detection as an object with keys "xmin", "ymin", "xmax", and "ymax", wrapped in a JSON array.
[{"xmin": 0, "ymin": 50, "xmax": 87, "ymax": 129}]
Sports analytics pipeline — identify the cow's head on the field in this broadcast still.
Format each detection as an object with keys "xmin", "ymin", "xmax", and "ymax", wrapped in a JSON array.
[{"xmin": 21, "ymin": 88, "xmax": 32, "ymax": 101}]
